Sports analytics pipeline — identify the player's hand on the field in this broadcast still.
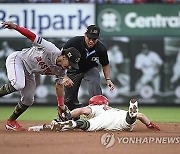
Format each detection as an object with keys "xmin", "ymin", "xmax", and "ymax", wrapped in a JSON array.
[
  {"xmin": 106, "ymin": 79, "xmax": 115, "ymax": 91},
  {"xmin": 62, "ymin": 105, "xmax": 72, "ymax": 121},
  {"xmin": 63, "ymin": 76, "xmax": 74, "ymax": 87},
  {"xmin": 58, "ymin": 105, "xmax": 72, "ymax": 121},
  {"xmin": 1, "ymin": 21, "xmax": 17, "ymax": 29}
]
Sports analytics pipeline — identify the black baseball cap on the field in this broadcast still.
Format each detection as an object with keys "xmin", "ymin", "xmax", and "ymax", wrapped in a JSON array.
[
  {"xmin": 86, "ymin": 25, "xmax": 100, "ymax": 39},
  {"xmin": 63, "ymin": 47, "xmax": 81, "ymax": 70}
]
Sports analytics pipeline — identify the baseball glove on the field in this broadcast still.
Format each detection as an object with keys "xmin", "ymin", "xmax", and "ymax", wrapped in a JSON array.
[{"xmin": 58, "ymin": 105, "xmax": 72, "ymax": 121}]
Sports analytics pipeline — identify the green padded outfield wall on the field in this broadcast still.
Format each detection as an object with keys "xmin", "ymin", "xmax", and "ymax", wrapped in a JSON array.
[{"xmin": 97, "ymin": 4, "xmax": 180, "ymax": 36}]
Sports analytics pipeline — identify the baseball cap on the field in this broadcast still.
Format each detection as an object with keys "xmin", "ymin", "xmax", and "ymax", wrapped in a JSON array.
[
  {"xmin": 63, "ymin": 47, "xmax": 81, "ymax": 70},
  {"xmin": 86, "ymin": 25, "xmax": 100, "ymax": 39}
]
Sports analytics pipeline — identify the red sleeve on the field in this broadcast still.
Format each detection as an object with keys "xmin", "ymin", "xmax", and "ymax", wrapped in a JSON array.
[{"xmin": 15, "ymin": 25, "xmax": 36, "ymax": 42}]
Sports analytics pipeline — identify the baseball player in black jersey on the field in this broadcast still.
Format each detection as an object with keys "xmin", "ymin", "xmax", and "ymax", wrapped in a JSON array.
[{"xmin": 62, "ymin": 25, "xmax": 115, "ymax": 111}]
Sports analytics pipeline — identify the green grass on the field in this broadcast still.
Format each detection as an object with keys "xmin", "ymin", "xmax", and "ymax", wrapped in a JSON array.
[
  {"xmin": 0, "ymin": 106, "xmax": 57, "ymax": 121},
  {"xmin": 0, "ymin": 106, "xmax": 180, "ymax": 122},
  {"xmin": 118, "ymin": 106, "xmax": 180, "ymax": 123},
  {"xmin": 137, "ymin": 107, "xmax": 180, "ymax": 123}
]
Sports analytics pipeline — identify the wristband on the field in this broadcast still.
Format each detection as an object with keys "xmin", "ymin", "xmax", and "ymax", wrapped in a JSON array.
[
  {"xmin": 106, "ymin": 78, "xmax": 111, "ymax": 81},
  {"xmin": 57, "ymin": 96, "xmax": 64, "ymax": 106}
]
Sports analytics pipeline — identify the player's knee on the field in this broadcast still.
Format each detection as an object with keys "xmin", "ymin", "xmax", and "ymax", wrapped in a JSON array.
[
  {"xmin": 76, "ymin": 119, "xmax": 90, "ymax": 130},
  {"xmin": 89, "ymin": 79, "xmax": 100, "ymax": 85},
  {"xmin": 22, "ymin": 97, "xmax": 34, "ymax": 106},
  {"xmin": 13, "ymin": 81, "xmax": 25, "ymax": 90}
]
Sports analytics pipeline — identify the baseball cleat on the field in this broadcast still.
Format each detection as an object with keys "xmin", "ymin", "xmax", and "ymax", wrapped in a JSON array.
[
  {"xmin": 28, "ymin": 124, "xmax": 51, "ymax": 132},
  {"xmin": 50, "ymin": 119, "xmax": 62, "ymax": 132},
  {"xmin": 51, "ymin": 120, "xmax": 76, "ymax": 132},
  {"xmin": 5, "ymin": 119, "xmax": 25, "ymax": 131},
  {"xmin": 129, "ymin": 99, "xmax": 138, "ymax": 118}
]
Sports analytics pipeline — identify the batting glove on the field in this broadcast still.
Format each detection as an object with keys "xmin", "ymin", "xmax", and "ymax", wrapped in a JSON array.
[{"xmin": 147, "ymin": 122, "xmax": 160, "ymax": 131}]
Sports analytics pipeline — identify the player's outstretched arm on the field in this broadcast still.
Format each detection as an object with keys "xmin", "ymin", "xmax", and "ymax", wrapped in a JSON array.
[
  {"xmin": 1, "ymin": 21, "xmax": 60, "ymax": 53},
  {"xmin": 1, "ymin": 21, "xmax": 36, "ymax": 42},
  {"xmin": 70, "ymin": 107, "xmax": 92, "ymax": 119},
  {"xmin": 137, "ymin": 112, "xmax": 160, "ymax": 131}
]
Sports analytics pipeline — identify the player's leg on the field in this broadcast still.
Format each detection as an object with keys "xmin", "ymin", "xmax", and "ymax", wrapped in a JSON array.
[
  {"xmin": 51, "ymin": 111, "xmax": 115, "ymax": 131},
  {"xmin": 51, "ymin": 119, "xmax": 90, "ymax": 131},
  {"xmin": 84, "ymin": 67, "xmax": 102, "ymax": 97},
  {"xmin": 0, "ymin": 52, "xmax": 25, "ymax": 97},
  {"xmin": 64, "ymin": 72, "xmax": 84, "ymax": 111},
  {"xmin": 0, "ymin": 82, "xmax": 16, "ymax": 97},
  {"xmin": 51, "ymin": 118, "xmax": 100, "ymax": 132},
  {"xmin": 136, "ymin": 74, "xmax": 151, "ymax": 91},
  {"xmin": 5, "ymin": 100, "xmax": 28, "ymax": 131},
  {"xmin": 170, "ymin": 61, "xmax": 180, "ymax": 84},
  {"xmin": 124, "ymin": 99, "xmax": 138, "ymax": 131},
  {"xmin": 82, "ymin": 110, "xmax": 121, "ymax": 131},
  {"xmin": 79, "ymin": 109, "xmax": 123, "ymax": 131},
  {"xmin": 152, "ymin": 74, "xmax": 160, "ymax": 94},
  {"xmin": 5, "ymin": 72, "xmax": 36, "ymax": 131}
]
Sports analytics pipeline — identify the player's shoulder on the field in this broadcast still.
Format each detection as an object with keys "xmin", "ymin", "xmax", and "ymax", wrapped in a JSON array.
[
  {"xmin": 136, "ymin": 53, "xmax": 145, "ymax": 59},
  {"xmin": 95, "ymin": 40, "xmax": 107, "ymax": 52},
  {"xmin": 64, "ymin": 36, "xmax": 84, "ymax": 48},
  {"xmin": 96, "ymin": 39, "xmax": 106, "ymax": 47},
  {"xmin": 149, "ymin": 51, "xmax": 159, "ymax": 56}
]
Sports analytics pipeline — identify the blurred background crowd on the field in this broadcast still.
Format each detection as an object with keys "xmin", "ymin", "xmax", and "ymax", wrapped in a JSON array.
[
  {"xmin": 0, "ymin": 0, "xmax": 179, "ymax": 4},
  {"xmin": 0, "ymin": 1, "xmax": 180, "ymax": 105}
]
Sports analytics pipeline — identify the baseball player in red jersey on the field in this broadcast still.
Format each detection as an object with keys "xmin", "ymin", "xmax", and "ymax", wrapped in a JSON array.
[
  {"xmin": 51, "ymin": 95, "xmax": 160, "ymax": 132},
  {"xmin": 0, "ymin": 21, "xmax": 81, "ymax": 131}
]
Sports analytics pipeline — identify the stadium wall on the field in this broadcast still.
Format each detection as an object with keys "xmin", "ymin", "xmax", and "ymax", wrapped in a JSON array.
[{"xmin": 0, "ymin": 4, "xmax": 180, "ymax": 105}]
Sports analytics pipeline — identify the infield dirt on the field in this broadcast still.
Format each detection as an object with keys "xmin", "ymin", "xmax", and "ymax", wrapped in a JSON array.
[{"xmin": 0, "ymin": 122, "xmax": 179, "ymax": 154}]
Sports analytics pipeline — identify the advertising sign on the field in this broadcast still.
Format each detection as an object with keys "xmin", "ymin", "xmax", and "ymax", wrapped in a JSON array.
[
  {"xmin": 0, "ymin": 4, "xmax": 95, "ymax": 38},
  {"xmin": 97, "ymin": 4, "xmax": 180, "ymax": 36}
]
